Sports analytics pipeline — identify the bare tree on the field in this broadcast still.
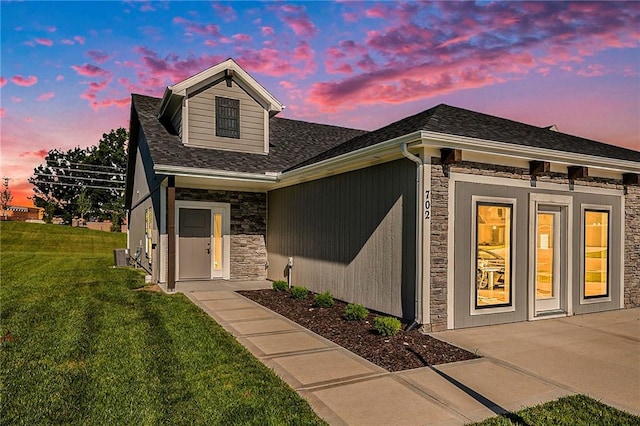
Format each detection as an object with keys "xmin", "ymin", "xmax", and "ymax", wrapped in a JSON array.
[{"xmin": 1, "ymin": 178, "xmax": 13, "ymax": 221}]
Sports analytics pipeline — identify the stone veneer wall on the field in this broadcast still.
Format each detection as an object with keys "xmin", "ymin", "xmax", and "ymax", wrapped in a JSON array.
[
  {"xmin": 175, "ymin": 188, "xmax": 267, "ymax": 280},
  {"xmin": 428, "ymin": 159, "xmax": 638, "ymax": 331},
  {"xmin": 625, "ymin": 185, "xmax": 640, "ymax": 308}
]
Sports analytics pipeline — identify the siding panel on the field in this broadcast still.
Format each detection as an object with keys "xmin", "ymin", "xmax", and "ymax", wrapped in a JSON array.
[{"xmin": 267, "ymin": 159, "xmax": 417, "ymax": 319}]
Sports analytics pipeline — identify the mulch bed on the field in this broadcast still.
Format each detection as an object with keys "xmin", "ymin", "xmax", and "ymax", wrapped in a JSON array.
[{"xmin": 237, "ymin": 289, "xmax": 478, "ymax": 372}]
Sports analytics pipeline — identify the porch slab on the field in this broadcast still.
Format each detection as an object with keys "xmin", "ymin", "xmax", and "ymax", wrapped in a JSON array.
[
  {"xmin": 269, "ymin": 349, "xmax": 384, "ymax": 388},
  {"xmin": 242, "ymin": 331, "xmax": 331, "ymax": 356},
  {"xmin": 309, "ymin": 376, "xmax": 463, "ymax": 426}
]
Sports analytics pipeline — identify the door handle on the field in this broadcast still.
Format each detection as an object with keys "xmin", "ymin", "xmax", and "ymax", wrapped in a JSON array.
[{"xmin": 206, "ymin": 248, "xmax": 210, "ymax": 254}]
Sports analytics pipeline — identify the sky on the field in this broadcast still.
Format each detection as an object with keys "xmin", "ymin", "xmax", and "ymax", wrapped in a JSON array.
[{"xmin": 1, "ymin": 1, "xmax": 639, "ymax": 206}]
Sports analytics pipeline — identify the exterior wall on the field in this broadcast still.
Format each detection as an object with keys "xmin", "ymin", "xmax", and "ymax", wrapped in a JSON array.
[
  {"xmin": 128, "ymin": 130, "xmax": 164, "ymax": 281},
  {"xmin": 186, "ymin": 80, "xmax": 265, "ymax": 153},
  {"xmin": 625, "ymin": 185, "xmax": 640, "ymax": 307},
  {"xmin": 171, "ymin": 106, "xmax": 182, "ymax": 138},
  {"xmin": 431, "ymin": 160, "xmax": 630, "ymax": 329},
  {"xmin": 267, "ymin": 159, "xmax": 417, "ymax": 319},
  {"xmin": 175, "ymin": 188, "xmax": 267, "ymax": 280}
]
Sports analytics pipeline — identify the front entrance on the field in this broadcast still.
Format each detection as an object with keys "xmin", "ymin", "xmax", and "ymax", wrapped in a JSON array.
[
  {"xmin": 176, "ymin": 202, "xmax": 230, "ymax": 280},
  {"xmin": 528, "ymin": 195, "xmax": 572, "ymax": 318}
]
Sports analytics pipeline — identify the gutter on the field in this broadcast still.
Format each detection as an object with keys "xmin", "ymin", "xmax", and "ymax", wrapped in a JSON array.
[
  {"xmin": 154, "ymin": 164, "xmax": 279, "ymax": 183},
  {"xmin": 400, "ymin": 143, "xmax": 424, "ymax": 330},
  {"xmin": 418, "ymin": 131, "xmax": 640, "ymax": 174}
]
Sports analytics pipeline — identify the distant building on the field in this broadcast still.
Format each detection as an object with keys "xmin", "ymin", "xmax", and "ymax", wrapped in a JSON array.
[{"xmin": 4, "ymin": 206, "xmax": 44, "ymax": 222}]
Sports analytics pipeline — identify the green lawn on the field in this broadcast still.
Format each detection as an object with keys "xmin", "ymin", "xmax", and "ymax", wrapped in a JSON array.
[
  {"xmin": 469, "ymin": 394, "xmax": 639, "ymax": 425},
  {"xmin": 0, "ymin": 222, "xmax": 325, "ymax": 425}
]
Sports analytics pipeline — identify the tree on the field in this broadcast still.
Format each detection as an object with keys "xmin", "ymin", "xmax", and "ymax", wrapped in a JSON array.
[
  {"xmin": 1, "ymin": 178, "xmax": 13, "ymax": 221},
  {"xmin": 29, "ymin": 128, "xmax": 128, "ymax": 224}
]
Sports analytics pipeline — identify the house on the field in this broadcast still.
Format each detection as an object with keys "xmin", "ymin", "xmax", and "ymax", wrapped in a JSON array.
[
  {"xmin": 125, "ymin": 59, "xmax": 640, "ymax": 331},
  {"xmin": 3, "ymin": 205, "xmax": 44, "ymax": 222}
]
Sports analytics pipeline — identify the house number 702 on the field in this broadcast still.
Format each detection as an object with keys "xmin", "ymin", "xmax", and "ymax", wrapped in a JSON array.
[{"xmin": 424, "ymin": 190, "xmax": 431, "ymax": 220}]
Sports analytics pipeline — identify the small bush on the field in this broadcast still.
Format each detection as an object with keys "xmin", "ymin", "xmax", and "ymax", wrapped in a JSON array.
[
  {"xmin": 344, "ymin": 303, "xmax": 369, "ymax": 321},
  {"xmin": 373, "ymin": 316, "xmax": 401, "ymax": 336},
  {"xmin": 313, "ymin": 290, "xmax": 334, "ymax": 308},
  {"xmin": 272, "ymin": 280, "xmax": 289, "ymax": 291},
  {"xmin": 291, "ymin": 286, "xmax": 308, "ymax": 299}
]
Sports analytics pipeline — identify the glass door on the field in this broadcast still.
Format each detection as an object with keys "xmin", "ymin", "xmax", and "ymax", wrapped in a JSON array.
[{"xmin": 535, "ymin": 210, "xmax": 560, "ymax": 313}]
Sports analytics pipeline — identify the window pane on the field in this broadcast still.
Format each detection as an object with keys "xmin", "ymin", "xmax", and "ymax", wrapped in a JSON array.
[
  {"xmin": 213, "ymin": 213, "xmax": 222, "ymax": 271},
  {"xmin": 216, "ymin": 96, "xmax": 240, "ymax": 138},
  {"xmin": 536, "ymin": 213, "xmax": 554, "ymax": 299},
  {"xmin": 584, "ymin": 210, "xmax": 608, "ymax": 297},
  {"xmin": 476, "ymin": 204, "xmax": 511, "ymax": 307}
]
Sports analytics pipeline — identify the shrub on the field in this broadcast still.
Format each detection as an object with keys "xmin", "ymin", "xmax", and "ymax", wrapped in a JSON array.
[
  {"xmin": 344, "ymin": 303, "xmax": 369, "ymax": 321},
  {"xmin": 313, "ymin": 290, "xmax": 334, "ymax": 308},
  {"xmin": 272, "ymin": 280, "xmax": 289, "ymax": 292},
  {"xmin": 291, "ymin": 286, "xmax": 308, "ymax": 300},
  {"xmin": 373, "ymin": 316, "xmax": 401, "ymax": 336}
]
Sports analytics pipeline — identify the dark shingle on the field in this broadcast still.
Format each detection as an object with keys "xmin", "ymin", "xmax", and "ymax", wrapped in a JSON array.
[
  {"xmin": 132, "ymin": 94, "xmax": 367, "ymax": 174},
  {"xmin": 289, "ymin": 104, "xmax": 639, "ymax": 170}
]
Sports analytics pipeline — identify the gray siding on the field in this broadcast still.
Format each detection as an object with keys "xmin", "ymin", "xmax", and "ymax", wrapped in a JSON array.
[
  {"xmin": 128, "ymin": 129, "xmax": 164, "ymax": 281},
  {"xmin": 267, "ymin": 159, "xmax": 417, "ymax": 319},
  {"xmin": 186, "ymin": 81, "xmax": 265, "ymax": 153},
  {"xmin": 453, "ymin": 180, "xmax": 623, "ymax": 328}
]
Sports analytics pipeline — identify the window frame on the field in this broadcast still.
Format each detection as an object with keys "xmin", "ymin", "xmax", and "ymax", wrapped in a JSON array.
[
  {"xmin": 580, "ymin": 204, "xmax": 612, "ymax": 303},
  {"xmin": 470, "ymin": 196, "xmax": 517, "ymax": 315},
  {"xmin": 215, "ymin": 96, "xmax": 240, "ymax": 139}
]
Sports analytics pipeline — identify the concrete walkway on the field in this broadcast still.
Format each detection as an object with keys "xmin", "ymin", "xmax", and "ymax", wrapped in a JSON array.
[
  {"xmin": 434, "ymin": 308, "xmax": 640, "ymax": 416},
  {"xmin": 177, "ymin": 284, "xmax": 638, "ymax": 425}
]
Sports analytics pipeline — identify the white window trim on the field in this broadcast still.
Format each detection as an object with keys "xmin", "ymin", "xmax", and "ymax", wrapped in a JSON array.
[
  {"xmin": 527, "ymin": 193, "xmax": 573, "ymax": 320},
  {"xmin": 580, "ymin": 203, "xmax": 613, "ymax": 304},
  {"xmin": 175, "ymin": 200, "xmax": 231, "ymax": 280},
  {"xmin": 470, "ymin": 195, "xmax": 517, "ymax": 316}
]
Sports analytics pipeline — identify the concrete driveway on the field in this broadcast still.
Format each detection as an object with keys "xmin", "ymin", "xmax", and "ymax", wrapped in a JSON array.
[{"xmin": 433, "ymin": 308, "xmax": 640, "ymax": 416}]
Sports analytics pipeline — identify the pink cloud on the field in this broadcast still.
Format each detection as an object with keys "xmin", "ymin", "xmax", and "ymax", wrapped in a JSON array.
[
  {"xmin": 236, "ymin": 40, "xmax": 316, "ymax": 78},
  {"xmin": 11, "ymin": 75, "xmax": 38, "ymax": 87},
  {"xmin": 74, "ymin": 36, "xmax": 85, "ymax": 45},
  {"xmin": 11, "ymin": 96, "xmax": 22, "ymax": 103},
  {"xmin": 577, "ymin": 64, "xmax": 607, "ymax": 77},
  {"xmin": 173, "ymin": 17, "xmax": 221, "ymax": 37},
  {"xmin": 342, "ymin": 12, "xmax": 359, "ymax": 23},
  {"xmin": 37, "ymin": 92, "xmax": 55, "ymax": 101},
  {"xmin": 56, "ymin": 75, "xmax": 64, "ymax": 81},
  {"xmin": 279, "ymin": 81, "xmax": 296, "ymax": 89},
  {"xmin": 232, "ymin": 33, "xmax": 252, "ymax": 42},
  {"xmin": 261, "ymin": 26, "xmax": 275, "ymax": 36},
  {"xmin": 87, "ymin": 50, "xmax": 110, "ymax": 64},
  {"xmin": 19, "ymin": 149, "xmax": 48, "ymax": 158},
  {"xmin": 71, "ymin": 63, "xmax": 111, "ymax": 77},
  {"xmin": 61, "ymin": 39, "xmax": 75, "ymax": 45},
  {"xmin": 46, "ymin": 26, "xmax": 57, "ymax": 33},
  {"xmin": 275, "ymin": 4, "xmax": 317, "ymax": 38},
  {"xmin": 0, "ymin": 77, "xmax": 6, "ymax": 88},
  {"xmin": 0, "ymin": 108, "xmax": 4, "ymax": 118},
  {"xmin": 24, "ymin": 117, "xmax": 34, "ymax": 123},
  {"xmin": 204, "ymin": 40, "xmax": 217, "ymax": 47},
  {"xmin": 212, "ymin": 3, "xmax": 237, "ymax": 22},
  {"xmin": 35, "ymin": 38, "xmax": 53, "ymax": 47}
]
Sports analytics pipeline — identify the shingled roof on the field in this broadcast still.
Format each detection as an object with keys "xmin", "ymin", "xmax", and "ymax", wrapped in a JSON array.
[
  {"xmin": 132, "ymin": 94, "xmax": 367, "ymax": 174},
  {"xmin": 289, "ymin": 104, "xmax": 640, "ymax": 170}
]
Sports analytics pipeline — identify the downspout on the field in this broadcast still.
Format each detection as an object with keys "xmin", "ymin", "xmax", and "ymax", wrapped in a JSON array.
[{"xmin": 400, "ymin": 143, "xmax": 423, "ymax": 331}]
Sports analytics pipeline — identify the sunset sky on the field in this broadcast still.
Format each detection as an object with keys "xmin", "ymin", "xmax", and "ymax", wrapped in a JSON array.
[{"xmin": 1, "ymin": 1, "xmax": 639, "ymax": 206}]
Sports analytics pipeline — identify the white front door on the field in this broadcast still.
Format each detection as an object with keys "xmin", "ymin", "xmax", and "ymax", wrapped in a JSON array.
[{"xmin": 534, "ymin": 209, "xmax": 561, "ymax": 313}]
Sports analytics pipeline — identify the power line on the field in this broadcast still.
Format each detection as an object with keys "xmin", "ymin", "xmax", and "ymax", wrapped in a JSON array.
[
  {"xmin": 40, "ymin": 167, "xmax": 125, "ymax": 178},
  {"xmin": 45, "ymin": 160, "xmax": 123, "ymax": 171},
  {"xmin": 34, "ymin": 173, "xmax": 124, "ymax": 185},
  {"xmin": 31, "ymin": 180, "xmax": 125, "ymax": 191}
]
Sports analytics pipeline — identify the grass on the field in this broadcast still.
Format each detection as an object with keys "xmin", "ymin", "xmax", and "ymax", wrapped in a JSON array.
[
  {"xmin": 0, "ymin": 222, "xmax": 325, "ymax": 425},
  {"xmin": 469, "ymin": 394, "xmax": 640, "ymax": 425}
]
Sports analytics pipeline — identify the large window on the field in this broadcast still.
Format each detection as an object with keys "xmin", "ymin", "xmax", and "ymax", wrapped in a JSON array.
[
  {"xmin": 584, "ymin": 210, "xmax": 609, "ymax": 298},
  {"xmin": 475, "ymin": 203, "xmax": 512, "ymax": 308},
  {"xmin": 215, "ymin": 96, "xmax": 240, "ymax": 138}
]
